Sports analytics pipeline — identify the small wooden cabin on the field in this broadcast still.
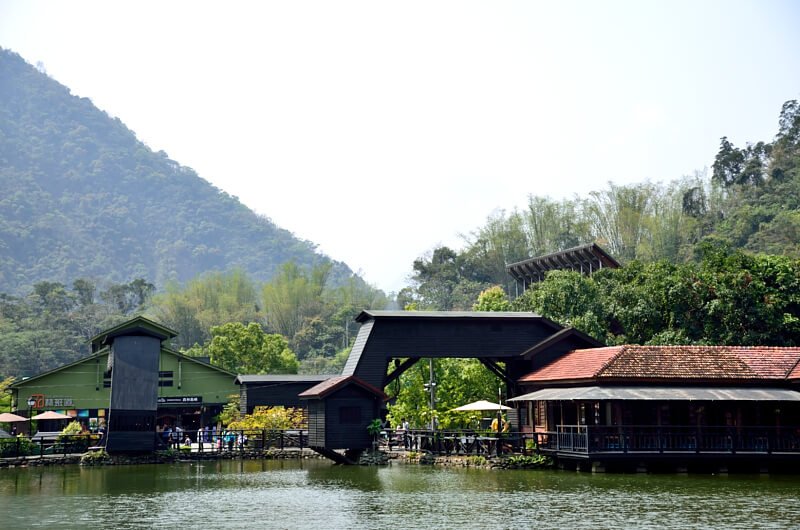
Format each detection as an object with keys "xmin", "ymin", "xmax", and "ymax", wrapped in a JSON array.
[
  {"xmin": 235, "ymin": 375, "xmax": 331, "ymax": 414},
  {"xmin": 299, "ymin": 375, "xmax": 387, "ymax": 450}
]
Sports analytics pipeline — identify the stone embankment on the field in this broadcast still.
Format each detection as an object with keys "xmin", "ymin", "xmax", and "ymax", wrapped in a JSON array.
[{"xmin": 0, "ymin": 448, "xmax": 324, "ymax": 468}]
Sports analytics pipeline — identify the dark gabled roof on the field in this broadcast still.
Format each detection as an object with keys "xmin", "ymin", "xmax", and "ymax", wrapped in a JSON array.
[
  {"xmin": 519, "ymin": 327, "xmax": 604, "ymax": 359},
  {"xmin": 519, "ymin": 345, "xmax": 800, "ymax": 384},
  {"xmin": 506, "ymin": 243, "xmax": 620, "ymax": 282},
  {"xmin": 355, "ymin": 310, "xmax": 552, "ymax": 323},
  {"xmin": 343, "ymin": 310, "xmax": 565, "ymax": 377},
  {"xmin": 235, "ymin": 374, "xmax": 331, "ymax": 385},
  {"xmin": 90, "ymin": 315, "xmax": 178, "ymax": 349},
  {"xmin": 298, "ymin": 375, "xmax": 388, "ymax": 400}
]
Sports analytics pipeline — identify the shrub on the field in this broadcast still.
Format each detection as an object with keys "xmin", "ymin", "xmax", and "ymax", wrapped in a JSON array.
[
  {"xmin": 228, "ymin": 406, "xmax": 305, "ymax": 431},
  {"xmin": 466, "ymin": 455, "xmax": 488, "ymax": 467},
  {"xmin": 0, "ymin": 436, "xmax": 39, "ymax": 457}
]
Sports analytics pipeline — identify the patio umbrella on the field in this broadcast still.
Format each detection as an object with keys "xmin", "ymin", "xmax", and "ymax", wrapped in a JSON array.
[
  {"xmin": 0, "ymin": 412, "xmax": 28, "ymax": 423},
  {"xmin": 451, "ymin": 400, "xmax": 511, "ymax": 412},
  {"xmin": 31, "ymin": 411, "xmax": 72, "ymax": 420}
]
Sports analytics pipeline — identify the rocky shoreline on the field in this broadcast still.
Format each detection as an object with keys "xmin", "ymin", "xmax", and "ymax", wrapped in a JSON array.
[{"xmin": 1, "ymin": 448, "xmax": 552, "ymax": 470}]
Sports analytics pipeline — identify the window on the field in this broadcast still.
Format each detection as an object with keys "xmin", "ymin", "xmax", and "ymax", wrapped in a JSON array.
[
  {"xmin": 158, "ymin": 371, "xmax": 174, "ymax": 378},
  {"xmin": 158, "ymin": 380, "xmax": 173, "ymax": 387},
  {"xmin": 535, "ymin": 401, "xmax": 547, "ymax": 427}
]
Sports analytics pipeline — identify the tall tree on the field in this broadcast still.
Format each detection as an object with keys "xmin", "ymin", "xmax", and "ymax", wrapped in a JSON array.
[
  {"xmin": 200, "ymin": 321, "xmax": 299, "ymax": 375},
  {"xmin": 150, "ymin": 269, "xmax": 260, "ymax": 349},
  {"xmin": 262, "ymin": 262, "xmax": 331, "ymax": 339}
]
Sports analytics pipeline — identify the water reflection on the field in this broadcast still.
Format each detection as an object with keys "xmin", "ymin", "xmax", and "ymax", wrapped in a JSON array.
[{"xmin": 1, "ymin": 461, "xmax": 799, "ymax": 529}]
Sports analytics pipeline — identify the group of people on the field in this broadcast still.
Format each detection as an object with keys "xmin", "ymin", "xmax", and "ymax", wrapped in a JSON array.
[
  {"xmin": 157, "ymin": 424, "xmax": 191, "ymax": 448},
  {"xmin": 155, "ymin": 424, "xmax": 250, "ymax": 452}
]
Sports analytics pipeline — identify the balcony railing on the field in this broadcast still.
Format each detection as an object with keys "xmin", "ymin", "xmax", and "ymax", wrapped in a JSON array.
[{"xmin": 534, "ymin": 425, "xmax": 800, "ymax": 455}]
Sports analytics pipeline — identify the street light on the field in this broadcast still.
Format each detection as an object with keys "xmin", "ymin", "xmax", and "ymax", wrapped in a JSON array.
[{"xmin": 27, "ymin": 397, "xmax": 36, "ymax": 436}]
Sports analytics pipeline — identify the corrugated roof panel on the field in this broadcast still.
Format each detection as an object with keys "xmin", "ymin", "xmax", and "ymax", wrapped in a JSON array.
[{"xmin": 509, "ymin": 386, "xmax": 800, "ymax": 401}]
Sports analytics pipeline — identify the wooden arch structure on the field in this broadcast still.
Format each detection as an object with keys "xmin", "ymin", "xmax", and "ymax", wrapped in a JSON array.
[
  {"xmin": 342, "ymin": 310, "xmax": 601, "ymax": 400},
  {"xmin": 302, "ymin": 310, "xmax": 601, "ymax": 457}
]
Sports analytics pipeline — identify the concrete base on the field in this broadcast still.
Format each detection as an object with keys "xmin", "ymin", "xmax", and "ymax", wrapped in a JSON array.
[{"xmin": 591, "ymin": 462, "xmax": 606, "ymax": 473}]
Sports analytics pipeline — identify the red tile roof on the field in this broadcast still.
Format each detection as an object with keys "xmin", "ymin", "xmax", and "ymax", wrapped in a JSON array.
[
  {"xmin": 519, "ymin": 345, "xmax": 800, "ymax": 383},
  {"xmin": 298, "ymin": 375, "xmax": 388, "ymax": 399}
]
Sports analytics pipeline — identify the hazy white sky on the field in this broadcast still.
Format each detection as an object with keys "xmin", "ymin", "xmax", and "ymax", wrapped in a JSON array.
[{"xmin": 1, "ymin": 1, "xmax": 799, "ymax": 293}]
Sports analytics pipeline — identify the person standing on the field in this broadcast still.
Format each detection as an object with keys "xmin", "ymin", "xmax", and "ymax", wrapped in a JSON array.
[{"xmin": 401, "ymin": 418, "xmax": 410, "ymax": 450}]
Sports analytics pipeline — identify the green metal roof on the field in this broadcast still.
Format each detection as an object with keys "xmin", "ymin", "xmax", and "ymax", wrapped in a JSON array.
[{"xmin": 89, "ymin": 315, "xmax": 178, "ymax": 349}]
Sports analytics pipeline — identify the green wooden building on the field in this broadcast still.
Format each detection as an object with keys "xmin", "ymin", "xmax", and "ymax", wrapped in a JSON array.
[{"xmin": 9, "ymin": 316, "xmax": 238, "ymax": 438}]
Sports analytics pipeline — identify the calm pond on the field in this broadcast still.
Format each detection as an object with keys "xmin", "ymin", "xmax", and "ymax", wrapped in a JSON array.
[{"xmin": 1, "ymin": 460, "xmax": 799, "ymax": 529}]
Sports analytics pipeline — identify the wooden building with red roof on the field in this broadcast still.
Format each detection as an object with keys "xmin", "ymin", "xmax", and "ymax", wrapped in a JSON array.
[
  {"xmin": 299, "ymin": 375, "xmax": 388, "ymax": 457},
  {"xmin": 510, "ymin": 345, "xmax": 800, "ymax": 471}
]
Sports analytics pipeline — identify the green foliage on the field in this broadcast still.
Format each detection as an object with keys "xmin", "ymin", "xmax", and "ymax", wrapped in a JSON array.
[
  {"xmin": 473, "ymin": 285, "xmax": 510, "ymax": 312},
  {"xmin": 0, "ymin": 435, "xmax": 39, "ymax": 457},
  {"xmin": 197, "ymin": 322, "xmax": 299, "ymax": 375},
  {"xmin": 388, "ymin": 358, "xmax": 503, "ymax": 430},
  {"xmin": 299, "ymin": 347, "xmax": 351, "ymax": 375},
  {"xmin": 0, "ymin": 376, "xmax": 14, "ymax": 412},
  {"xmin": 150, "ymin": 270, "xmax": 261, "ymax": 350},
  {"xmin": 511, "ymin": 270, "xmax": 607, "ymax": 341},
  {"xmin": 367, "ymin": 418, "xmax": 383, "ymax": 437},
  {"xmin": 262, "ymin": 262, "xmax": 331, "ymax": 340},
  {"xmin": 0, "ymin": 278, "xmax": 137, "ymax": 377},
  {"xmin": 217, "ymin": 394, "xmax": 241, "ymax": 427},
  {"xmin": 465, "ymin": 455, "xmax": 487, "ymax": 466},
  {"xmin": 405, "ymin": 247, "xmax": 490, "ymax": 310},
  {"xmin": 80, "ymin": 449, "xmax": 112, "ymax": 465},
  {"xmin": 59, "ymin": 420, "xmax": 84, "ymax": 438},
  {"xmin": 511, "ymin": 246, "xmax": 800, "ymax": 346},
  {"xmin": 504, "ymin": 454, "xmax": 552, "ymax": 469},
  {"xmin": 227, "ymin": 406, "xmax": 305, "ymax": 431}
]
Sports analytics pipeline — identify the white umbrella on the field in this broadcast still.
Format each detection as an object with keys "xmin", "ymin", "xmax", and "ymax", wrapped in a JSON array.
[
  {"xmin": 451, "ymin": 400, "xmax": 511, "ymax": 412},
  {"xmin": 31, "ymin": 410, "xmax": 72, "ymax": 420},
  {"xmin": 0, "ymin": 412, "xmax": 28, "ymax": 422}
]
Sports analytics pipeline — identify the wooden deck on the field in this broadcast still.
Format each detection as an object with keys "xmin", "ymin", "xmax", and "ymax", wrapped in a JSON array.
[{"xmin": 534, "ymin": 425, "xmax": 800, "ymax": 459}]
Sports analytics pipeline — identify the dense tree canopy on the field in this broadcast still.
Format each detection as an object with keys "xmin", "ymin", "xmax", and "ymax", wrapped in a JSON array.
[
  {"xmin": 189, "ymin": 322, "xmax": 299, "ymax": 375},
  {"xmin": 511, "ymin": 245, "xmax": 800, "ymax": 347},
  {"xmin": 0, "ymin": 278, "xmax": 151, "ymax": 378},
  {"xmin": 386, "ymin": 358, "xmax": 504, "ymax": 430}
]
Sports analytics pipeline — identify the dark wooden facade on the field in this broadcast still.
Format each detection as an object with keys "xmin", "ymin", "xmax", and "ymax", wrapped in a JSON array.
[
  {"xmin": 99, "ymin": 318, "xmax": 177, "ymax": 452},
  {"xmin": 527, "ymin": 396, "xmax": 800, "ymax": 471},
  {"xmin": 235, "ymin": 375, "xmax": 331, "ymax": 414},
  {"xmin": 512, "ymin": 345, "xmax": 800, "ymax": 470},
  {"xmin": 341, "ymin": 311, "xmax": 599, "ymax": 399}
]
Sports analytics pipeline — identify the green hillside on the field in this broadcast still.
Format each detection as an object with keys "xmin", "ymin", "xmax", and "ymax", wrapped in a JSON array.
[{"xmin": 0, "ymin": 48, "xmax": 351, "ymax": 293}]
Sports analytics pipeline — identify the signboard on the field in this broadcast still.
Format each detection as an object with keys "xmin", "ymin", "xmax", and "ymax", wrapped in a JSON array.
[
  {"xmin": 29, "ymin": 394, "xmax": 74, "ymax": 408},
  {"xmin": 157, "ymin": 396, "xmax": 202, "ymax": 405}
]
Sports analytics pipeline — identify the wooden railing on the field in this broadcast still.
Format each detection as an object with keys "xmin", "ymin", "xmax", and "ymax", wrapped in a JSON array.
[
  {"xmin": 534, "ymin": 425, "xmax": 800, "ymax": 455},
  {"xmin": 0, "ymin": 433, "xmax": 99, "ymax": 459},
  {"xmin": 0, "ymin": 430, "xmax": 310, "ymax": 459},
  {"xmin": 380, "ymin": 429, "xmax": 532, "ymax": 456}
]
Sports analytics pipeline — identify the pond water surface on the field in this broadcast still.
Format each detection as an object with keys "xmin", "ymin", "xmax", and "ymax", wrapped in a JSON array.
[{"xmin": 1, "ymin": 459, "xmax": 798, "ymax": 529}]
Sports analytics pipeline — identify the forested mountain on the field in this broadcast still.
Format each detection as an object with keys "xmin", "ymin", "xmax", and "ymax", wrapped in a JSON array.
[{"xmin": 0, "ymin": 48, "xmax": 352, "ymax": 294}]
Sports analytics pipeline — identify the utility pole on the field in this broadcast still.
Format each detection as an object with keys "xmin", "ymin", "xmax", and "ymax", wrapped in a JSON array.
[{"xmin": 423, "ymin": 358, "xmax": 437, "ymax": 431}]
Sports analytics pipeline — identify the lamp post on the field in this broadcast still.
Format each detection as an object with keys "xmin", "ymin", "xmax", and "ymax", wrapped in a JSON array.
[{"xmin": 27, "ymin": 397, "xmax": 36, "ymax": 436}]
